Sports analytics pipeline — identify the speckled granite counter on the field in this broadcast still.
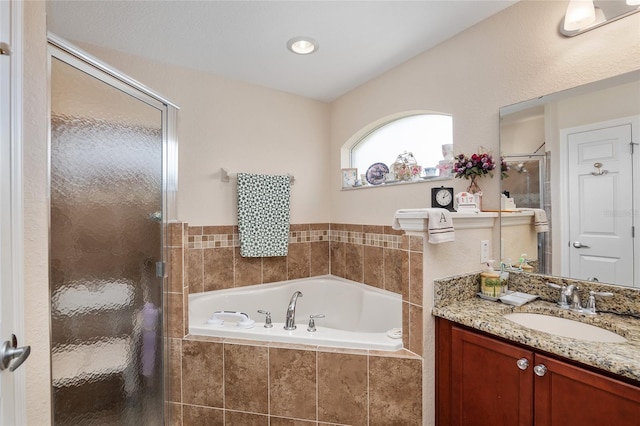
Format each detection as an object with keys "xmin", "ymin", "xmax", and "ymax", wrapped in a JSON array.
[{"xmin": 433, "ymin": 272, "xmax": 640, "ymax": 383}]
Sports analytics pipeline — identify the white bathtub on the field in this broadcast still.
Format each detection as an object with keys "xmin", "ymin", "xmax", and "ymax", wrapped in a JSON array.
[{"xmin": 188, "ymin": 275, "xmax": 403, "ymax": 351}]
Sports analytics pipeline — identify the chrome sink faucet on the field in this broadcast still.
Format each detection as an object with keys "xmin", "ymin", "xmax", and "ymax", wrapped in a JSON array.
[
  {"xmin": 547, "ymin": 282, "xmax": 583, "ymax": 311},
  {"xmin": 564, "ymin": 284, "xmax": 583, "ymax": 311},
  {"xmin": 284, "ymin": 291, "xmax": 303, "ymax": 330}
]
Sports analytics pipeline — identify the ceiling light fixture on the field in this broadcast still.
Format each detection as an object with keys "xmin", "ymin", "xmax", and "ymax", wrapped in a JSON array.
[{"xmin": 287, "ymin": 37, "xmax": 318, "ymax": 55}]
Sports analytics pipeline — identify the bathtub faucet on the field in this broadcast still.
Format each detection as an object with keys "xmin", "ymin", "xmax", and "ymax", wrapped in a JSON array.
[{"xmin": 284, "ymin": 291, "xmax": 303, "ymax": 330}]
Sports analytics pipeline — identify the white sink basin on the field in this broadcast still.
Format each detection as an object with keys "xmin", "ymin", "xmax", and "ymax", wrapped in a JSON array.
[{"xmin": 504, "ymin": 313, "xmax": 626, "ymax": 343}]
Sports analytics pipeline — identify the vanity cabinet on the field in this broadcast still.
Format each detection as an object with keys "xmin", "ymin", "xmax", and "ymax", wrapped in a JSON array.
[{"xmin": 436, "ymin": 318, "xmax": 640, "ymax": 426}]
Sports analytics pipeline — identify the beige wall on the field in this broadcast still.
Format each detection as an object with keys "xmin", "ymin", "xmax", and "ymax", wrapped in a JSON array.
[
  {"xmin": 72, "ymin": 43, "xmax": 332, "ymax": 227},
  {"xmin": 330, "ymin": 0, "xmax": 640, "ymax": 226},
  {"xmin": 501, "ymin": 114, "xmax": 545, "ymax": 154},
  {"xmin": 22, "ymin": 0, "xmax": 640, "ymax": 424},
  {"xmin": 23, "ymin": 1, "xmax": 51, "ymax": 425}
]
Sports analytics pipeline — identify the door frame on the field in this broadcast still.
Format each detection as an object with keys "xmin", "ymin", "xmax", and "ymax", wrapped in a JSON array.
[
  {"xmin": 559, "ymin": 115, "xmax": 640, "ymax": 285},
  {"xmin": 0, "ymin": 0, "xmax": 26, "ymax": 423}
]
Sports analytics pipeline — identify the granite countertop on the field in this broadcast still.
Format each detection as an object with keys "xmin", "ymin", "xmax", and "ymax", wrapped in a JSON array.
[{"xmin": 433, "ymin": 277, "xmax": 640, "ymax": 383}]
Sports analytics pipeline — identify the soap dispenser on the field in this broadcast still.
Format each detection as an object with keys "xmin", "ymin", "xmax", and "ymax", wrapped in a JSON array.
[{"xmin": 480, "ymin": 260, "xmax": 503, "ymax": 297}]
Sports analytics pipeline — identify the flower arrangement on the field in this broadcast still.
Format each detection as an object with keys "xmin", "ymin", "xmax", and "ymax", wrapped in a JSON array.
[{"xmin": 453, "ymin": 151, "xmax": 497, "ymax": 179}]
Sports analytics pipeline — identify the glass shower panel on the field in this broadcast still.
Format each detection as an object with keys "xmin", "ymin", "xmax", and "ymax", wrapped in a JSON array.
[
  {"xmin": 502, "ymin": 155, "xmax": 550, "ymax": 274},
  {"xmin": 50, "ymin": 57, "xmax": 164, "ymax": 425}
]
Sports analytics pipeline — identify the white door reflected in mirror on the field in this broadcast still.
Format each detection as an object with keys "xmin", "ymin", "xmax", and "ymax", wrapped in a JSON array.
[{"xmin": 565, "ymin": 121, "xmax": 635, "ymax": 286}]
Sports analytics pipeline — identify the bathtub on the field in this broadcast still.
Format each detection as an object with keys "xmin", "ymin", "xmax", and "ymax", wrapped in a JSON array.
[{"xmin": 188, "ymin": 275, "xmax": 403, "ymax": 351}]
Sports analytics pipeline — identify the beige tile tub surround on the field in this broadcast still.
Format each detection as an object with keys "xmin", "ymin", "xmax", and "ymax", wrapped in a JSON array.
[
  {"xmin": 178, "ymin": 338, "xmax": 422, "ymax": 426},
  {"xmin": 166, "ymin": 222, "xmax": 424, "ymax": 425}
]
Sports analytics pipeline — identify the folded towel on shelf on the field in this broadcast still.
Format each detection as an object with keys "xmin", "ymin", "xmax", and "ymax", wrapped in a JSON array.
[
  {"xmin": 237, "ymin": 173, "xmax": 291, "ymax": 257},
  {"xmin": 518, "ymin": 208, "xmax": 549, "ymax": 233},
  {"xmin": 427, "ymin": 208, "xmax": 455, "ymax": 244}
]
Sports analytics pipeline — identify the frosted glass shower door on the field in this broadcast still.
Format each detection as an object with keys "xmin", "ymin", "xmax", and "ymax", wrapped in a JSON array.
[{"xmin": 50, "ymin": 56, "xmax": 164, "ymax": 425}]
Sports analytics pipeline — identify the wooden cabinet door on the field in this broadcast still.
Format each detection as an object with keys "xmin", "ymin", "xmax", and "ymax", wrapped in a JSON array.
[
  {"xmin": 451, "ymin": 326, "xmax": 534, "ymax": 426},
  {"xmin": 533, "ymin": 354, "xmax": 640, "ymax": 426}
]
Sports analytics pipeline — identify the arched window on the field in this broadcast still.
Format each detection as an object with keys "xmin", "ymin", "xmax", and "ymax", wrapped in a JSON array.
[{"xmin": 348, "ymin": 112, "xmax": 453, "ymax": 182}]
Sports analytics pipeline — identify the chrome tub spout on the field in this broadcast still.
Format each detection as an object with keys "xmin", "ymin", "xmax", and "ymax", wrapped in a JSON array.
[{"xmin": 284, "ymin": 291, "xmax": 303, "ymax": 330}]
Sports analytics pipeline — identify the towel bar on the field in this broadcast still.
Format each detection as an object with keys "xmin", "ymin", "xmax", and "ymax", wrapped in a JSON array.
[{"xmin": 220, "ymin": 167, "xmax": 294, "ymax": 184}]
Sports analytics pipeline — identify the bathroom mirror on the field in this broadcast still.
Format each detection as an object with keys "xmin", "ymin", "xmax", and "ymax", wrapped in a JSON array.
[{"xmin": 499, "ymin": 69, "xmax": 640, "ymax": 288}]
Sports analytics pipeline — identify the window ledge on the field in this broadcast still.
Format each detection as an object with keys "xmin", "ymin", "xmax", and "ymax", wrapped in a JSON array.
[{"xmin": 341, "ymin": 176, "xmax": 452, "ymax": 191}]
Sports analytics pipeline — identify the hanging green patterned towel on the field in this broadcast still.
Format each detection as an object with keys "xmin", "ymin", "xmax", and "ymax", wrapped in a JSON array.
[{"xmin": 237, "ymin": 173, "xmax": 291, "ymax": 257}]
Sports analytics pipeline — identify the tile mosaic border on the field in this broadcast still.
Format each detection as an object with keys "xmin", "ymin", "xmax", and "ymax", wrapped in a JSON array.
[{"xmin": 186, "ymin": 225, "xmax": 403, "ymax": 250}]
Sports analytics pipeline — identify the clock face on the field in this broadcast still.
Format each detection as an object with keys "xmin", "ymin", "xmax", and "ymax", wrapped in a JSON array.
[
  {"xmin": 436, "ymin": 189, "xmax": 452, "ymax": 205},
  {"xmin": 431, "ymin": 186, "xmax": 454, "ymax": 211}
]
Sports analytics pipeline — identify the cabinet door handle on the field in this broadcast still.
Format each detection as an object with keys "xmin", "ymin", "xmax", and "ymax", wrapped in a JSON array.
[
  {"xmin": 534, "ymin": 364, "xmax": 547, "ymax": 377},
  {"xmin": 516, "ymin": 358, "xmax": 529, "ymax": 370}
]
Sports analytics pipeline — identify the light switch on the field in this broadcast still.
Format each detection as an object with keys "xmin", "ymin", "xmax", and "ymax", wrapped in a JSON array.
[{"xmin": 480, "ymin": 240, "xmax": 490, "ymax": 263}]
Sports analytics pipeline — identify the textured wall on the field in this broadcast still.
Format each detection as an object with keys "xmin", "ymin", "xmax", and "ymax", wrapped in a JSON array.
[
  {"xmin": 72, "ymin": 42, "xmax": 332, "ymax": 227},
  {"xmin": 22, "ymin": 1, "xmax": 51, "ymax": 424}
]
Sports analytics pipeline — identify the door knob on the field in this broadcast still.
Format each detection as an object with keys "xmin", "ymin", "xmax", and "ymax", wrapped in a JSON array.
[
  {"xmin": 516, "ymin": 358, "xmax": 529, "ymax": 370},
  {"xmin": 0, "ymin": 334, "xmax": 31, "ymax": 372},
  {"xmin": 533, "ymin": 364, "xmax": 547, "ymax": 377},
  {"xmin": 572, "ymin": 241, "xmax": 590, "ymax": 249},
  {"xmin": 0, "ymin": 42, "xmax": 10, "ymax": 56}
]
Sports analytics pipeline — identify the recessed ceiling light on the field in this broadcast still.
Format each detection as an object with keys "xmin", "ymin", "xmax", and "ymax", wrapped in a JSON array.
[{"xmin": 287, "ymin": 37, "xmax": 318, "ymax": 55}]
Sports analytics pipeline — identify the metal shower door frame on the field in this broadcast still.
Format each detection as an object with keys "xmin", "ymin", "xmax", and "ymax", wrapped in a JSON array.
[{"xmin": 46, "ymin": 33, "xmax": 178, "ymax": 422}]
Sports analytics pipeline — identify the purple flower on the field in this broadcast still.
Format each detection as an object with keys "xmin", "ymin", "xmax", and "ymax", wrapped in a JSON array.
[{"xmin": 454, "ymin": 150, "xmax": 498, "ymax": 180}]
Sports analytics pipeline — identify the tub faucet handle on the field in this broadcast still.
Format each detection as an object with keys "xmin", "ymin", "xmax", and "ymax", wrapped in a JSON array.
[
  {"xmin": 307, "ymin": 314, "xmax": 325, "ymax": 332},
  {"xmin": 257, "ymin": 310, "xmax": 273, "ymax": 328}
]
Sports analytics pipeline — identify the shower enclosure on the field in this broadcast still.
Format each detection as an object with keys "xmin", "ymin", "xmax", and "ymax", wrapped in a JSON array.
[
  {"xmin": 502, "ymin": 154, "xmax": 550, "ymax": 274},
  {"xmin": 48, "ymin": 37, "xmax": 177, "ymax": 425}
]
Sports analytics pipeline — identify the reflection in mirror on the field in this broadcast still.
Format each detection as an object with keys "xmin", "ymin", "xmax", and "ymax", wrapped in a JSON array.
[{"xmin": 500, "ymin": 69, "xmax": 640, "ymax": 288}]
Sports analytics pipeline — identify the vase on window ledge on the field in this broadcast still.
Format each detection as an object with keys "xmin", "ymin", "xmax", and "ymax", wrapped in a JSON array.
[{"xmin": 466, "ymin": 175, "xmax": 482, "ymax": 194}]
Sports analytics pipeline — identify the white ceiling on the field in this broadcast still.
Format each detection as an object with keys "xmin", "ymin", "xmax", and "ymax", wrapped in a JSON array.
[{"xmin": 47, "ymin": 0, "xmax": 518, "ymax": 102}]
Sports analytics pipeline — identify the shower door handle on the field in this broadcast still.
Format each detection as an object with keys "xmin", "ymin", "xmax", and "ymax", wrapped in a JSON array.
[{"xmin": 0, "ymin": 334, "xmax": 31, "ymax": 372}]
